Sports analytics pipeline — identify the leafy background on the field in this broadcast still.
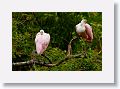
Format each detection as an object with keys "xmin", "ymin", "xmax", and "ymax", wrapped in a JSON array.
[{"xmin": 12, "ymin": 12, "xmax": 102, "ymax": 71}]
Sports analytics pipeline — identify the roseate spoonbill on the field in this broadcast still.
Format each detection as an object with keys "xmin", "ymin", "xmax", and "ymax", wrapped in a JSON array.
[
  {"xmin": 35, "ymin": 30, "xmax": 50, "ymax": 55},
  {"xmin": 75, "ymin": 19, "xmax": 93, "ymax": 42}
]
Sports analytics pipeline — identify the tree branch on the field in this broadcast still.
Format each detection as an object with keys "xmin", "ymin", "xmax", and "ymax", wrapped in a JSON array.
[
  {"xmin": 12, "ymin": 53, "xmax": 84, "ymax": 67},
  {"xmin": 67, "ymin": 36, "xmax": 79, "ymax": 56}
]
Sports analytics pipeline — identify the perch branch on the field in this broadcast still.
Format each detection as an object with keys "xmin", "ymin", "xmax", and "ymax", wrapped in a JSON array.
[
  {"xmin": 12, "ymin": 53, "xmax": 84, "ymax": 67},
  {"xmin": 67, "ymin": 36, "xmax": 79, "ymax": 56}
]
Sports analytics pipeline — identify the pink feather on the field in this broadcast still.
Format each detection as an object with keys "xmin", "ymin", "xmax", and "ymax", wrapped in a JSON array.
[
  {"xmin": 84, "ymin": 23, "xmax": 93, "ymax": 42},
  {"xmin": 35, "ymin": 31, "xmax": 50, "ymax": 55}
]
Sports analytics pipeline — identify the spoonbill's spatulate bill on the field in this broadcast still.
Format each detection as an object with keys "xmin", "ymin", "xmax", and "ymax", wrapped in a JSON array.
[
  {"xmin": 76, "ymin": 19, "xmax": 93, "ymax": 42},
  {"xmin": 35, "ymin": 30, "xmax": 50, "ymax": 55}
]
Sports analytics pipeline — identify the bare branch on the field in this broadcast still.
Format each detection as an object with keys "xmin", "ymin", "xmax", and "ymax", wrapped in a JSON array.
[
  {"xmin": 67, "ymin": 36, "xmax": 79, "ymax": 56},
  {"xmin": 12, "ymin": 53, "xmax": 84, "ymax": 67}
]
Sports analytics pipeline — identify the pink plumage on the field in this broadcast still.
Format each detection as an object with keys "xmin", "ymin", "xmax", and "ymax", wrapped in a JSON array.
[
  {"xmin": 84, "ymin": 23, "xmax": 93, "ymax": 42},
  {"xmin": 35, "ymin": 30, "xmax": 50, "ymax": 55},
  {"xmin": 76, "ymin": 19, "xmax": 93, "ymax": 42}
]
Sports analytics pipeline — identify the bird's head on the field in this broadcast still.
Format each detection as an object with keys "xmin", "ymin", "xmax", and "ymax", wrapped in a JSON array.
[
  {"xmin": 81, "ymin": 19, "xmax": 87, "ymax": 24},
  {"xmin": 40, "ymin": 29, "xmax": 44, "ymax": 35}
]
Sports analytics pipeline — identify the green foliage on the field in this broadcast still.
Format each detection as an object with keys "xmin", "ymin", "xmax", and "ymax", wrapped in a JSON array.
[{"xmin": 12, "ymin": 12, "xmax": 102, "ymax": 71}]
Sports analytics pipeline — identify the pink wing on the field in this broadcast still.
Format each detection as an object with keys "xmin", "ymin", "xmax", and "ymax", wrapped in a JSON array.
[
  {"xmin": 41, "ymin": 33, "xmax": 50, "ymax": 52},
  {"xmin": 35, "ymin": 33, "xmax": 50, "ymax": 54},
  {"xmin": 84, "ymin": 23, "xmax": 93, "ymax": 42}
]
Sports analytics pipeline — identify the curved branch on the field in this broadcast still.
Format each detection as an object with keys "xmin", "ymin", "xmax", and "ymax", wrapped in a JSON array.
[
  {"xmin": 67, "ymin": 36, "xmax": 79, "ymax": 56},
  {"xmin": 12, "ymin": 53, "xmax": 84, "ymax": 67}
]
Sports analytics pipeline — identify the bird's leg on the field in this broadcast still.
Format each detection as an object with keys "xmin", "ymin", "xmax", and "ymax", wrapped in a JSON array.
[{"xmin": 41, "ymin": 53, "xmax": 52, "ymax": 64}]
